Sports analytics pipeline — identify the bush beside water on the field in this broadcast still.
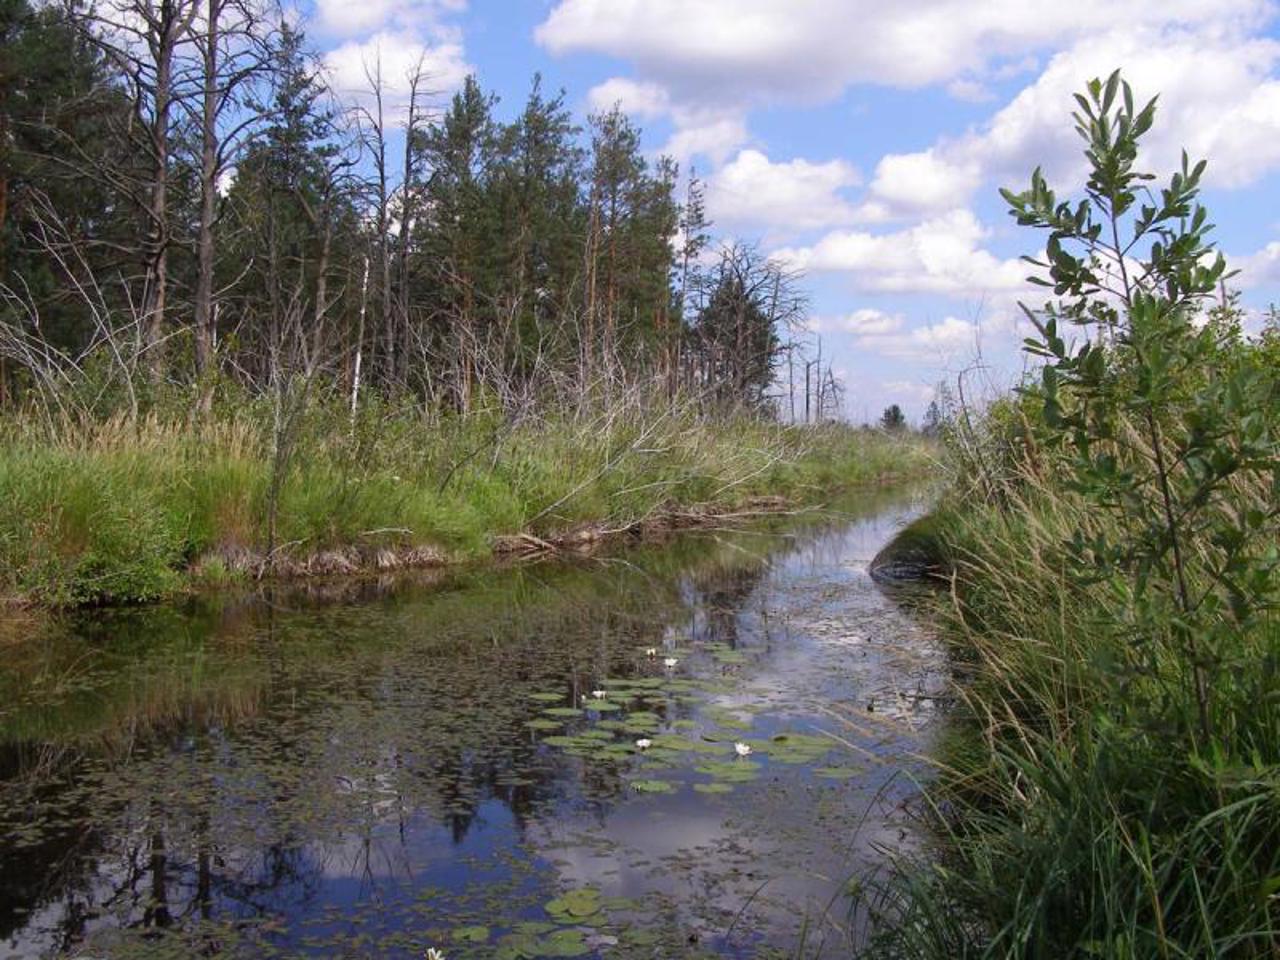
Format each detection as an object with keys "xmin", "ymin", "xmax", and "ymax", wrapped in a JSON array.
[{"xmin": 872, "ymin": 73, "xmax": 1280, "ymax": 958}]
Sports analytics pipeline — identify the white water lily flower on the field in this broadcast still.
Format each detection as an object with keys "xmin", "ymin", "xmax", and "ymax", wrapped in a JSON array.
[
  {"xmin": 663, "ymin": 657, "xmax": 679, "ymax": 668},
  {"xmin": 592, "ymin": 689, "xmax": 608, "ymax": 699},
  {"xmin": 425, "ymin": 949, "xmax": 446, "ymax": 960},
  {"xmin": 635, "ymin": 738, "xmax": 652, "ymax": 750},
  {"xmin": 645, "ymin": 647, "xmax": 658, "ymax": 657},
  {"xmin": 734, "ymin": 742, "xmax": 752, "ymax": 757}
]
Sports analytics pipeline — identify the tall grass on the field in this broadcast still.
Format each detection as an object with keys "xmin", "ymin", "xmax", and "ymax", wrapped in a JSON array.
[
  {"xmin": 0, "ymin": 397, "xmax": 927, "ymax": 606},
  {"xmin": 869, "ymin": 446, "xmax": 1280, "ymax": 958}
]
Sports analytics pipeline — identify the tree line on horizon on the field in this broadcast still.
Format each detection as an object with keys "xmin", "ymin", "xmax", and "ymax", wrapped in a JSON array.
[{"xmin": 0, "ymin": 0, "xmax": 844, "ymax": 423}]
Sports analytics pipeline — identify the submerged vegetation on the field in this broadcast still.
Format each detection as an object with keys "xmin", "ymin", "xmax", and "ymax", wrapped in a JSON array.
[{"xmin": 873, "ymin": 73, "xmax": 1280, "ymax": 957}]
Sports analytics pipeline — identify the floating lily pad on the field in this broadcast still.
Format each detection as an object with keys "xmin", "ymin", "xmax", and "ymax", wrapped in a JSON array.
[
  {"xmin": 759, "ymin": 732, "xmax": 837, "ymax": 764},
  {"xmin": 545, "ymin": 887, "xmax": 602, "ymax": 921},
  {"xmin": 695, "ymin": 759, "xmax": 761, "ymax": 783},
  {"xmin": 538, "ymin": 929, "xmax": 592, "ymax": 956},
  {"xmin": 452, "ymin": 925, "xmax": 490, "ymax": 943},
  {"xmin": 693, "ymin": 782, "xmax": 734, "ymax": 794},
  {"xmin": 630, "ymin": 778, "xmax": 674, "ymax": 793},
  {"xmin": 542, "ymin": 707, "xmax": 584, "ymax": 718}
]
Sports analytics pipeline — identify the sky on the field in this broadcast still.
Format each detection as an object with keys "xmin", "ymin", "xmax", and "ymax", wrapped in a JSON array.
[{"xmin": 304, "ymin": 0, "xmax": 1280, "ymax": 423}]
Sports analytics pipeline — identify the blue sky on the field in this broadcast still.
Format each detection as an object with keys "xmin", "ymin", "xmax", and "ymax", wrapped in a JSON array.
[{"xmin": 308, "ymin": 0, "xmax": 1280, "ymax": 422}]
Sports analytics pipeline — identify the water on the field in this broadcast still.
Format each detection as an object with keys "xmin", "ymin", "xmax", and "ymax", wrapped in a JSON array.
[{"xmin": 0, "ymin": 488, "xmax": 947, "ymax": 959}]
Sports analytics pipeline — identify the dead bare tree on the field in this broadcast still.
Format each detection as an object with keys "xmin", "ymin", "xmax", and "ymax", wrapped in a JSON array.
[
  {"xmin": 74, "ymin": 0, "xmax": 202, "ymax": 380},
  {"xmin": 188, "ymin": 0, "xmax": 276, "ymax": 414}
]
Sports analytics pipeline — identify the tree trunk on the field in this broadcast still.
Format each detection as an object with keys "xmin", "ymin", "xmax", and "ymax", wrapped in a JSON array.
[{"xmin": 193, "ymin": 0, "xmax": 220, "ymax": 416}]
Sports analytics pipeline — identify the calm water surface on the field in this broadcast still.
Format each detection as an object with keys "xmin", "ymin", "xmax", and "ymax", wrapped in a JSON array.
[{"xmin": 0, "ymin": 489, "xmax": 947, "ymax": 959}]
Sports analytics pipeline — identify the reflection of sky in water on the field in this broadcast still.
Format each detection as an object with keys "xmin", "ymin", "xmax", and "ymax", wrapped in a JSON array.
[
  {"xmin": 0, "ymin": 487, "xmax": 944, "ymax": 959},
  {"xmin": 520, "ymin": 501, "xmax": 944, "ymax": 955}
]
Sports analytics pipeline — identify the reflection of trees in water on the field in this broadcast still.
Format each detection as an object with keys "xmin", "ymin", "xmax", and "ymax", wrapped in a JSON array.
[
  {"xmin": 0, "ymin": 531, "xmax": 799, "ymax": 955},
  {"xmin": 687, "ymin": 562, "xmax": 772, "ymax": 649}
]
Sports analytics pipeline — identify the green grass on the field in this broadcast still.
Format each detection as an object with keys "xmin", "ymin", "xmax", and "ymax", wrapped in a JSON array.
[
  {"xmin": 868, "ymin": 465, "xmax": 1280, "ymax": 959},
  {"xmin": 0, "ymin": 401, "xmax": 929, "ymax": 606}
]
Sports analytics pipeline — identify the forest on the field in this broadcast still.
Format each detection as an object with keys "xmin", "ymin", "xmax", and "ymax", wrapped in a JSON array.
[
  {"xmin": 0, "ymin": 0, "xmax": 824, "ymax": 418},
  {"xmin": 1, "ymin": 0, "xmax": 1279, "ymax": 955},
  {"xmin": 0, "ymin": 0, "xmax": 902, "ymax": 606}
]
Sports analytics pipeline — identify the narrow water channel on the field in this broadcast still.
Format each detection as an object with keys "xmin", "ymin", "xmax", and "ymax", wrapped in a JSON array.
[{"xmin": 0, "ymin": 487, "xmax": 947, "ymax": 959}]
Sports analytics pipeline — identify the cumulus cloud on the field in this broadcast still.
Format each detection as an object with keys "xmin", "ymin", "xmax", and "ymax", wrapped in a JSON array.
[
  {"xmin": 541, "ymin": 3, "xmax": 1280, "ymax": 214},
  {"xmin": 881, "ymin": 379, "xmax": 939, "ymax": 405},
  {"xmin": 810, "ymin": 308, "xmax": 906, "ymax": 336},
  {"xmin": 586, "ymin": 77, "xmax": 750, "ymax": 163},
  {"xmin": 859, "ymin": 25, "xmax": 1280, "ymax": 220},
  {"xmin": 324, "ymin": 32, "xmax": 471, "ymax": 114},
  {"xmin": 1233, "ymin": 241, "xmax": 1280, "ymax": 287},
  {"xmin": 853, "ymin": 316, "xmax": 984, "ymax": 363},
  {"xmin": 314, "ymin": 0, "xmax": 466, "ymax": 40},
  {"xmin": 775, "ymin": 209, "xmax": 1028, "ymax": 298},
  {"xmin": 535, "ymin": 0, "xmax": 1268, "ymax": 106},
  {"xmin": 586, "ymin": 77, "xmax": 670, "ymax": 118},
  {"xmin": 855, "ymin": 148, "xmax": 982, "ymax": 223},
  {"xmin": 706, "ymin": 149, "xmax": 861, "ymax": 232}
]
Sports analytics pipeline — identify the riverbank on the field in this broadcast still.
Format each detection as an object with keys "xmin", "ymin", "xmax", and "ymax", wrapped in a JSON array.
[
  {"xmin": 0, "ymin": 403, "xmax": 931, "ymax": 607},
  {"xmin": 0, "ymin": 484, "xmax": 939, "ymax": 957},
  {"xmin": 871, "ymin": 419, "xmax": 1280, "ymax": 957}
]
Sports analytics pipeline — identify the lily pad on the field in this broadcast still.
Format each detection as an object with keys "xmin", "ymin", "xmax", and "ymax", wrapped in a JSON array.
[
  {"xmin": 630, "ymin": 778, "xmax": 675, "ymax": 794},
  {"xmin": 693, "ymin": 782, "xmax": 734, "ymax": 794},
  {"xmin": 542, "ymin": 707, "xmax": 584, "ymax": 718},
  {"xmin": 545, "ymin": 887, "xmax": 602, "ymax": 922}
]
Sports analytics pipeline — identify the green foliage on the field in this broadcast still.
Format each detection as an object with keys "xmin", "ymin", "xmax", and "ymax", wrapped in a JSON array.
[
  {"xmin": 875, "ymin": 71, "xmax": 1280, "ymax": 958},
  {"xmin": 0, "ymin": 399, "xmax": 927, "ymax": 607},
  {"xmin": 880, "ymin": 404, "xmax": 906, "ymax": 432}
]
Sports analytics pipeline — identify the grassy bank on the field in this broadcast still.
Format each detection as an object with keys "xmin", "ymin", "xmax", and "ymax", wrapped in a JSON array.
[
  {"xmin": 871, "ymin": 471, "xmax": 1280, "ymax": 958},
  {"xmin": 0, "ymin": 399, "xmax": 928, "ymax": 607},
  {"xmin": 868, "ymin": 73, "xmax": 1280, "ymax": 959}
]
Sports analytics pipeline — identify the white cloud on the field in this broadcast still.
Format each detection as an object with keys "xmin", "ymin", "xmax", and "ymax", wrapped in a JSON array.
[
  {"xmin": 855, "ymin": 316, "xmax": 983, "ymax": 363},
  {"xmin": 323, "ymin": 32, "xmax": 471, "ymax": 115},
  {"xmin": 810, "ymin": 308, "xmax": 906, "ymax": 336},
  {"xmin": 585, "ymin": 77, "xmax": 750, "ymax": 164},
  {"xmin": 536, "ymin": 0, "xmax": 1268, "ymax": 106},
  {"xmin": 775, "ymin": 209, "xmax": 1027, "ymax": 298},
  {"xmin": 314, "ymin": 0, "xmax": 466, "ymax": 40},
  {"xmin": 860, "ymin": 317, "xmax": 981, "ymax": 364},
  {"xmin": 1233, "ymin": 241, "xmax": 1280, "ymax": 287},
  {"xmin": 860, "ymin": 25, "xmax": 1280, "ymax": 220},
  {"xmin": 706, "ymin": 149, "xmax": 861, "ymax": 231},
  {"xmin": 946, "ymin": 78, "xmax": 996, "ymax": 103},
  {"xmin": 855, "ymin": 148, "xmax": 981, "ymax": 223},
  {"xmin": 586, "ymin": 77, "xmax": 670, "ymax": 118},
  {"xmin": 541, "ymin": 5, "xmax": 1280, "ymax": 214},
  {"xmin": 663, "ymin": 107, "xmax": 749, "ymax": 166},
  {"xmin": 881, "ymin": 379, "xmax": 938, "ymax": 404}
]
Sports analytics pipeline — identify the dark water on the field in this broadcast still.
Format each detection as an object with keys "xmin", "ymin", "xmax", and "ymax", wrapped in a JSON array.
[{"xmin": 0, "ymin": 489, "xmax": 947, "ymax": 960}]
